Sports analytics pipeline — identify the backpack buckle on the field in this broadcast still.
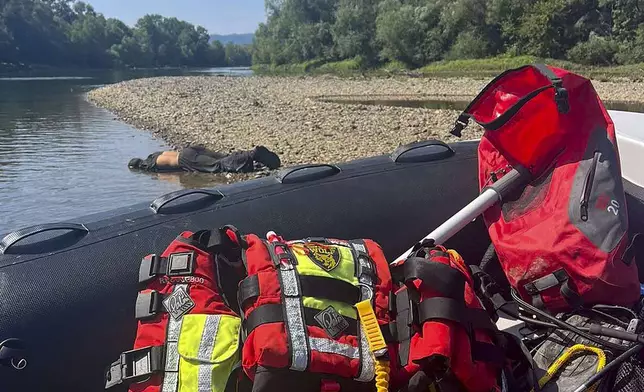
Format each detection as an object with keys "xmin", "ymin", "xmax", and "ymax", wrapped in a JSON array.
[
  {"xmin": 554, "ymin": 87, "xmax": 570, "ymax": 114},
  {"xmin": 450, "ymin": 115, "xmax": 470, "ymax": 137}
]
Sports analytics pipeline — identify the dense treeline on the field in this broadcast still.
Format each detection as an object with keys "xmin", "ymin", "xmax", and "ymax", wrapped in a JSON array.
[
  {"xmin": 0, "ymin": 0, "xmax": 251, "ymax": 69},
  {"xmin": 252, "ymin": 0, "xmax": 644, "ymax": 68}
]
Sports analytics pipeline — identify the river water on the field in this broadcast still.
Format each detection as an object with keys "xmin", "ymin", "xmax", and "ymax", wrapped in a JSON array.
[
  {"xmin": 0, "ymin": 67, "xmax": 251, "ymax": 234},
  {"xmin": 2, "ymin": 69, "xmax": 643, "ymax": 235}
]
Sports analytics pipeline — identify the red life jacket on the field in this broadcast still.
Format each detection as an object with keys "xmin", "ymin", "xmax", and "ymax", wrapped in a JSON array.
[
  {"xmin": 104, "ymin": 228, "xmax": 245, "ymax": 392},
  {"xmin": 453, "ymin": 64, "xmax": 639, "ymax": 311},
  {"xmin": 237, "ymin": 234, "xmax": 395, "ymax": 391},
  {"xmin": 392, "ymin": 243, "xmax": 502, "ymax": 392}
]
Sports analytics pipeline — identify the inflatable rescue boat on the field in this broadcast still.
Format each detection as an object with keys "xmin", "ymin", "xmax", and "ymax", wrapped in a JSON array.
[{"xmin": 0, "ymin": 110, "xmax": 643, "ymax": 392}]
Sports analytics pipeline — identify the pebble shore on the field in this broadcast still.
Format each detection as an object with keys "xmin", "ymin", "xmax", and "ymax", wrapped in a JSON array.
[{"xmin": 88, "ymin": 75, "xmax": 644, "ymax": 167}]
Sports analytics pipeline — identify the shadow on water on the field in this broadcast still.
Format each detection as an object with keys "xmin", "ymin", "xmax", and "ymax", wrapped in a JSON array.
[{"xmin": 318, "ymin": 95, "xmax": 644, "ymax": 113}]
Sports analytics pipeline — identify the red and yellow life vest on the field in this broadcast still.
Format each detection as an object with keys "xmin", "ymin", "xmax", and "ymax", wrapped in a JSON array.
[
  {"xmin": 105, "ymin": 228, "xmax": 245, "ymax": 392},
  {"xmin": 392, "ymin": 243, "xmax": 503, "ymax": 392},
  {"xmin": 237, "ymin": 234, "xmax": 395, "ymax": 391}
]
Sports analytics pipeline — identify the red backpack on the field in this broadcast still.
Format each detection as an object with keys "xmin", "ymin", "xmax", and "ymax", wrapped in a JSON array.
[{"xmin": 452, "ymin": 64, "xmax": 640, "ymax": 312}]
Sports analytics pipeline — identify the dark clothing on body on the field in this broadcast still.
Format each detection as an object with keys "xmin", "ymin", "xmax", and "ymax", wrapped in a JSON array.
[
  {"xmin": 134, "ymin": 147, "xmax": 256, "ymax": 174},
  {"xmin": 178, "ymin": 146, "xmax": 255, "ymax": 173}
]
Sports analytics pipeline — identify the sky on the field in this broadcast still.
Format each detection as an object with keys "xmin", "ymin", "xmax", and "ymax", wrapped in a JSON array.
[{"xmin": 87, "ymin": 0, "xmax": 266, "ymax": 34}]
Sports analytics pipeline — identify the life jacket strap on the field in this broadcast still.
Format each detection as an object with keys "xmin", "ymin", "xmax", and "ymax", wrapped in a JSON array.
[{"xmin": 238, "ymin": 274, "xmax": 361, "ymax": 310}]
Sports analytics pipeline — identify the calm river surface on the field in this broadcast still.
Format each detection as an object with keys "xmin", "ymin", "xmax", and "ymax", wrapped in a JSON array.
[{"xmin": 0, "ymin": 67, "xmax": 251, "ymax": 234}]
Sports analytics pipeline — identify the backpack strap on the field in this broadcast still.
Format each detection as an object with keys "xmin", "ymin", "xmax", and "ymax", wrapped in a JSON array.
[
  {"xmin": 451, "ymin": 64, "xmax": 570, "ymax": 137},
  {"xmin": 524, "ymin": 269, "xmax": 583, "ymax": 310}
]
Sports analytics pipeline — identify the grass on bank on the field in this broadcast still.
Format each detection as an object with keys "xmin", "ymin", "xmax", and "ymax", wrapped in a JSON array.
[{"xmin": 252, "ymin": 55, "xmax": 644, "ymax": 81}]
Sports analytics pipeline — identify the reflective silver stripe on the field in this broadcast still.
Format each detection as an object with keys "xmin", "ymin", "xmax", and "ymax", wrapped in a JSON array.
[
  {"xmin": 278, "ymin": 260, "xmax": 308, "ymax": 372},
  {"xmin": 281, "ymin": 267, "xmax": 299, "ymax": 296},
  {"xmin": 161, "ymin": 373, "xmax": 179, "ymax": 392},
  {"xmin": 284, "ymin": 296, "xmax": 308, "ymax": 371},
  {"xmin": 358, "ymin": 257, "xmax": 374, "ymax": 287},
  {"xmin": 197, "ymin": 315, "xmax": 222, "ymax": 392},
  {"xmin": 352, "ymin": 241, "xmax": 376, "ymax": 382},
  {"xmin": 165, "ymin": 342, "xmax": 180, "ymax": 372},
  {"xmin": 310, "ymin": 337, "xmax": 359, "ymax": 359},
  {"xmin": 356, "ymin": 330, "xmax": 375, "ymax": 381},
  {"xmin": 162, "ymin": 284, "xmax": 188, "ymax": 392}
]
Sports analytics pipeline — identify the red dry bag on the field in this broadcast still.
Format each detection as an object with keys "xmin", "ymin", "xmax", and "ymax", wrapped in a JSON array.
[{"xmin": 453, "ymin": 64, "xmax": 640, "ymax": 312}]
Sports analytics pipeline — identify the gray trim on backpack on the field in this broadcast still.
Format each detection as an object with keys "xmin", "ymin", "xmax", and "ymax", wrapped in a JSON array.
[{"xmin": 568, "ymin": 127, "xmax": 628, "ymax": 253}]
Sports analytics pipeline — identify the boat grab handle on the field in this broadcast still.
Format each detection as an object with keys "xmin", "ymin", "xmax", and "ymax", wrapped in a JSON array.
[
  {"xmin": 277, "ymin": 164, "xmax": 341, "ymax": 184},
  {"xmin": 391, "ymin": 139, "xmax": 455, "ymax": 163},
  {"xmin": 150, "ymin": 189, "xmax": 224, "ymax": 214},
  {"xmin": 0, "ymin": 223, "xmax": 89, "ymax": 255}
]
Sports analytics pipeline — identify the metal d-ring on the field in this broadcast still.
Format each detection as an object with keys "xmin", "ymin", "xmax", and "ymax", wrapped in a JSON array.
[{"xmin": 11, "ymin": 357, "xmax": 27, "ymax": 370}]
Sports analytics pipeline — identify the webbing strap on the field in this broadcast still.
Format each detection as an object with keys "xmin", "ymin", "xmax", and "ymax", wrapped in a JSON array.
[
  {"xmin": 238, "ymin": 274, "xmax": 361, "ymax": 308},
  {"xmin": 268, "ymin": 241, "xmax": 309, "ymax": 372},
  {"xmin": 417, "ymin": 297, "xmax": 498, "ymax": 333},
  {"xmin": 451, "ymin": 64, "xmax": 568, "ymax": 136},
  {"xmin": 402, "ymin": 257, "xmax": 466, "ymax": 301},
  {"xmin": 242, "ymin": 304, "xmax": 364, "ymax": 361},
  {"xmin": 394, "ymin": 288, "xmax": 413, "ymax": 367},
  {"xmin": 350, "ymin": 240, "xmax": 376, "ymax": 382},
  {"xmin": 243, "ymin": 303, "xmax": 359, "ymax": 337},
  {"xmin": 524, "ymin": 269, "xmax": 569, "ymax": 294},
  {"xmin": 161, "ymin": 284, "xmax": 187, "ymax": 392},
  {"xmin": 524, "ymin": 269, "xmax": 582, "ymax": 309}
]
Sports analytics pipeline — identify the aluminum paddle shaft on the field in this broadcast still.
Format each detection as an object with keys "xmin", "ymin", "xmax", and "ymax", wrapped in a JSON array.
[{"xmin": 395, "ymin": 166, "xmax": 531, "ymax": 263}]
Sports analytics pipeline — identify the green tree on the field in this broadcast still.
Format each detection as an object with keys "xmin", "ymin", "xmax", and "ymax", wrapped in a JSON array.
[
  {"xmin": 0, "ymin": 0, "xmax": 235, "ymax": 69},
  {"xmin": 208, "ymin": 40, "xmax": 227, "ymax": 66},
  {"xmin": 225, "ymin": 43, "xmax": 252, "ymax": 66},
  {"xmin": 375, "ymin": 0, "xmax": 444, "ymax": 67},
  {"xmin": 331, "ymin": 0, "xmax": 378, "ymax": 62},
  {"xmin": 567, "ymin": 33, "xmax": 619, "ymax": 64},
  {"xmin": 616, "ymin": 24, "xmax": 644, "ymax": 63},
  {"xmin": 68, "ymin": 2, "xmax": 113, "ymax": 67}
]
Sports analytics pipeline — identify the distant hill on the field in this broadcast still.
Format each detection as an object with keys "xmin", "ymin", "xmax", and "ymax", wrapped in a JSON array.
[{"xmin": 210, "ymin": 33, "xmax": 254, "ymax": 45}]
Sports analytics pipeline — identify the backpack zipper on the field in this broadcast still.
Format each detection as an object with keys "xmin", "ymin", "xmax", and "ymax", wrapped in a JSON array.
[{"xmin": 580, "ymin": 151, "xmax": 600, "ymax": 221}]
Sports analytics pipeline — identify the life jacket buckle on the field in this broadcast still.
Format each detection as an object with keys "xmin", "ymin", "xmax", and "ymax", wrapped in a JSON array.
[{"xmin": 105, "ymin": 346, "xmax": 164, "ymax": 389}]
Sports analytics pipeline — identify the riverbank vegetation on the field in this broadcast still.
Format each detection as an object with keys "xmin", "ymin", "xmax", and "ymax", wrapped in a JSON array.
[
  {"xmin": 0, "ymin": 0, "xmax": 251, "ymax": 69},
  {"xmin": 252, "ymin": 55, "xmax": 644, "ymax": 80},
  {"xmin": 252, "ymin": 0, "xmax": 644, "ymax": 73}
]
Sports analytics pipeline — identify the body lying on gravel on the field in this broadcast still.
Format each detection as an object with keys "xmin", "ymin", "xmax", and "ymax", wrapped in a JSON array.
[{"xmin": 128, "ymin": 145, "xmax": 281, "ymax": 173}]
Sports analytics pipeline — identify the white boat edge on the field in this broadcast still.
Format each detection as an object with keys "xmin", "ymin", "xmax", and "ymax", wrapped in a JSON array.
[{"xmin": 611, "ymin": 110, "xmax": 644, "ymax": 188}]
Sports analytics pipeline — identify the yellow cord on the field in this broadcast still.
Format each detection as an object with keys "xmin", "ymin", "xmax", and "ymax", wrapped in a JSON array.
[
  {"xmin": 532, "ymin": 344, "xmax": 606, "ymax": 392},
  {"xmin": 374, "ymin": 359, "xmax": 391, "ymax": 392},
  {"xmin": 356, "ymin": 299, "xmax": 390, "ymax": 392}
]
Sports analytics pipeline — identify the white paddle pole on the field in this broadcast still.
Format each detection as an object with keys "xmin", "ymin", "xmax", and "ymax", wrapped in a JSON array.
[{"xmin": 394, "ymin": 166, "xmax": 530, "ymax": 264}]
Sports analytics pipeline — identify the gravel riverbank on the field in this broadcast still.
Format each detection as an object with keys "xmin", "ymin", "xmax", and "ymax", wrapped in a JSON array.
[{"xmin": 88, "ymin": 75, "xmax": 644, "ymax": 168}]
